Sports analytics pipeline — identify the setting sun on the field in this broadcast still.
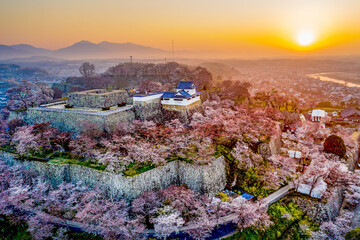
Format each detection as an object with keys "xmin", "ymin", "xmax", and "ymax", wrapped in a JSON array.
[{"xmin": 296, "ymin": 30, "xmax": 316, "ymax": 46}]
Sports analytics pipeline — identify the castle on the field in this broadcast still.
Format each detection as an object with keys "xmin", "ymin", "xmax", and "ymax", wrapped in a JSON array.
[
  {"xmin": 13, "ymin": 81, "xmax": 202, "ymax": 134},
  {"xmin": 134, "ymin": 81, "xmax": 201, "ymax": 110}
]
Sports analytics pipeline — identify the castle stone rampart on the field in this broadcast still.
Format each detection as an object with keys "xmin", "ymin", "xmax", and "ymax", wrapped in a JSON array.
[
  {"xmin": 24, "ymin": 105, "xmax": 135, "ymax": 133},
  {"xmin": 133, "ymin": 98, "xmax": 163, "ymax": 122},
  {"xmin": 67, "ymin": 89, "xmax": 129, "ymax": 108},
  {"xmin": 1, "ymin": 151, "xmax": 226, "ymax": 201}
]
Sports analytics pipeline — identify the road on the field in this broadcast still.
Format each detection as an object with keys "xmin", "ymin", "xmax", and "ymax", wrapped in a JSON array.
[
  {"xmin": 262, "ymin": 182, "xmax": 294, "ymax": 206},
  {"xmin": 19, "ymin": 183, "xmax": 295, "ymax": 239}
]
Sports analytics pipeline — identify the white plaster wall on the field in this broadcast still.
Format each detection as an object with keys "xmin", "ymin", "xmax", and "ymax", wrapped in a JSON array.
[
  {"xmin": 161, "ymin": 96, "xmax": 200, "ymax": 106},
  {"xmin": 133, "ymin": 93, "xmax": 163, "ymax": 102}
]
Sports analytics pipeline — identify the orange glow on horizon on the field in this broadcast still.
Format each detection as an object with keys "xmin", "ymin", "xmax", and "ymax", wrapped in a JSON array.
[{"xmin": 0, "ymin": 0, "xmax": 360, "ymax": 57}]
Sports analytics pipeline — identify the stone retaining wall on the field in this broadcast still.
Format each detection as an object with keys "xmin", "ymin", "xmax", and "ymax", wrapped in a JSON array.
[
  {"xmin": 290, "ymin": 186, "xmax": 343, "ymax": 222},
  {"xmin": 1, "ymin": 152, "xmax": 226, "ymax": 201},
  {"xmin": 163, "ymin": 104, "xmax": 203, "ymax": 124},
  {"xmin": 67, "ymin": 89, "xmax": 129, "ymax": 108},
  {"xmin": 133, "ymin": 98, "xmax": 163, "ymax": 123},
  {"xmin": 8, "ymin": 111, "xmax": 27, "ymax": 121},
  {"xmin": 12, "ymin": 106, "xmax": 136, "ymax": 134}
]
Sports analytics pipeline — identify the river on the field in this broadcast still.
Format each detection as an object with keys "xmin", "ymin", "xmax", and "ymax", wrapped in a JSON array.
[{"xmin": 307, "ymin": 73, "xmax": 360, "ymax": 88}]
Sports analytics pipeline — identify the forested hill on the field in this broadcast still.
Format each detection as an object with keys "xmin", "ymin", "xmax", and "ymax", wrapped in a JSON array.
[
  {"xmin": 0, "ymin": 64, "xmax": 52, "ymax": 81},
  {"xmin": 65, "ymin": 62, "xmax": 213, "ymax": 90}
]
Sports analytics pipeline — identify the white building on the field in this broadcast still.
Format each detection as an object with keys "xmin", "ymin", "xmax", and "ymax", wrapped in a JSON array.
[
  {"xmin": 297, "ymin": 179, "xmax": 327, "ymax": 199},
  {"xmin": 174, "ymin": 81, "xmax": 197, "ymax": 95},
  {"xmin": 311, "ymin": 109, "xmax": 327, "ymax": 122},
  {"xmin": 133, "ymin": 92, "xmax": 164, "ymax": 104},
  {"xmin": 288, "ymin": 150, "xmax": 302, "ymax": 159},
  {"xmin": 132, "ymin": 81, "xmax": 201, "ymax": 108},
  {"xmin": 161, "ymin": 81, "xmax": 201, "ymax": 106},
  {"xmin": 161, "ymin": 91, "xmax": 200, "ymax": 106}
]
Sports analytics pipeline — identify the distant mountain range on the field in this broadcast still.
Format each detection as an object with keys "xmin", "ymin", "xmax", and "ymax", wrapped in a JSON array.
[{"xmin": 0, "ymin": 41, "xmax": 169, "ymax": 60}]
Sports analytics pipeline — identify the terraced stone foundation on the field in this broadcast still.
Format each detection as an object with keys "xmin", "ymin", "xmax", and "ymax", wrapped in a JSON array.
[{"xmin": 1, "ymin": 152, "xmax": 226, "ymax": 201}]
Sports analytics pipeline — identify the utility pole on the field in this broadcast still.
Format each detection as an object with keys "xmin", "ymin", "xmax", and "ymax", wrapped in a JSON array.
[
  {"xmin": 172, "ymin": 40, "xmax": 174, "ymax": 60},
  {"xmin": 130, "ymin": 56, "xmax": 133, "ymax": 63}
]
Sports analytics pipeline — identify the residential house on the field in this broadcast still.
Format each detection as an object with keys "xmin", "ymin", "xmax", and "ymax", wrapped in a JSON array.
[{"xmin": 340, "ymin": 107, "xmax": 360, "ymax": 122}]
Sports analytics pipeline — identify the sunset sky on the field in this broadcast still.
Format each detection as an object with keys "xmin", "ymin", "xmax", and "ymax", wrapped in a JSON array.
[{"xmin": 1, "ymin": 0, "xmax": 360, "ymax": 57}]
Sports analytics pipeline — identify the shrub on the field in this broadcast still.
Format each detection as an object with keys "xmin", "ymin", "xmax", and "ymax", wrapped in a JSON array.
[
  {"xmin": 0, "ymin": 216, "xmax": 31, "ymax": 240},
  {"xmin": 317, "ymin": 101, "xmax": 333, "ymax": 108},
  {"xmin": 346, "ymin": 227, "xmax": 360, "ymax": 240},
  {"xmin": 217, "ymin": 192, "xmax": 229, "ymax": 202},
  {"xmin": 7, "ymin": 119, "xmax": 24, "ymax": 134},
  {"xmin": 14, "ymin": 108, "xmax": 27, "ymax": 113},
  {"xmin": 323, "ymin": 135, "xmax": 346, "ymax": 158}
]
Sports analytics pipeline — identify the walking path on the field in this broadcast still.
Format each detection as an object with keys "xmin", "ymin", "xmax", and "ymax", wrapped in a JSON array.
[
  {"xmin": 30, "ymin": 183, "xmax": 295, "ymax": 239},
  {"xmin": 262, "ymin": 182, "xmax": 294, "ymax": 206}
]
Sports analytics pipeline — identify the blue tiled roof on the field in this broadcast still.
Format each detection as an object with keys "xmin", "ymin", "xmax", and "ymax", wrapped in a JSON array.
[
  {"xmin": 162, "ymin": 90, "xmax": 192, "ymax": 99},
  {"xmin": 241, "ymin": 193, "xmax": 254, "ymax": 200},
  {"xmin": 178, "ymin": 90, "xmax": 192, "ymax": 98},
  {"xmin": 175, "ymin": 81, "xmax": 196, "ymax": 89}
]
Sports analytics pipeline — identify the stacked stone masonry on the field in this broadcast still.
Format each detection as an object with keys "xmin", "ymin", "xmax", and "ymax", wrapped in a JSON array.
[
  {"xmin": 1, "ymin": 152, "xmax": 226, "ymax": 201},
  {"xmin": 67, "ymin": 89, "xmax": 129, "ymax": 108},
  {"xmin": 24, "ymin": 106, "xmax": 135, "ymax": 133},
  {"xmin": 133, "ymin": 98, "xmax": 164, "ymax": 122}
]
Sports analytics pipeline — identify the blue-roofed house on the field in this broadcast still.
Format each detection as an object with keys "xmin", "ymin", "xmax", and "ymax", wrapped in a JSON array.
[
  {"xmin": 175, "ymin": 81, "xmax": 197, "ymax": 95},
  {"xmin": 131, "ymin": 81, "xmax": 201, "ymax": 114},
  {"xmin": 161, "ymin": 81, "xmax": 201, "ymax": 108}
]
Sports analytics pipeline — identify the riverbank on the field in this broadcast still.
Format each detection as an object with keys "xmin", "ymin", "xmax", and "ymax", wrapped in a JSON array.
[{"xmin": 307, "ymin": 72, "xmax": 360, "ymax": 88}]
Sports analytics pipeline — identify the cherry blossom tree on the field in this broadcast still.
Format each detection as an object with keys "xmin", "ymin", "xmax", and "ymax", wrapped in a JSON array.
[
  {"xmin": 27, "ymin": 213, "xmax": 55, "ymax": 240},
  {"xmin": 32, "ymin": 122, "xmax": 59, "ymax": 151},
  {"xmin": 0, "ymin": 119, "xmax": 9, "ymax": 145},
  {"xmin": 131, "ymin": 190, "xmax": 163, "ymax": 227},
  {"xmin": 6, "ymin": 80, "xmax": 35, "ymax": 110},
  {"xmin": 11, "ymin": 122, "xmax": 69, "ymax": 155},
  {"xmin": 268, "ymin": 155, "xmax": 298, "ymax": 181},
  {"xmin": 75, "ymin": 192, "xmax": 143, "ymax": 240},
  {"xmin": 52, "ymin": 132, "xmax": 72, "ymax": 152},
  {"xmin": 12, "ymin": 125, "xmax": 39, "ymax": 155},
  {"xmin": 232, "ymin": 142, "xmax": 262, "ymax": 169},
  {"xmin": 95, "ymin": 150, "xmax": 124, "ymax": 172},
  {"xmin": 69, "ymin": 135, "xmax": 98, "ymax": 158},
  {"xmin": 33, "ymin": 81, "xmax": 54, "ymax": 105},
  {"xmin": 230, "ymin": 197, "xmax": 271, "ymax": 230},
  {"xmin": 312, "ymin": 211, "xmax": 354, "ymax": 240},
  {"xmin": 6, "ymin": 80, "xmax": 54, "ymax": 110},
  {"xmin": 7, "ymin": 119, "xmax": 24, "ymax": 135},
  {"xmin": 301, "ymin": 155, "xmax": 330, "ymax": 196},
  {"xmin": 184, "ymin": 215, "xmax": 216, "ymax": 240},
  {"xmin": 138, "ymin": 80, "xmax": 163, "ymax": 94},
  {"xmin": 344, "ymin": 175, "xmax": 360, "ymax": 207},
  {"xmin": 153, "ymin": 207, "xmax": 185, "ymax": 239}
]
